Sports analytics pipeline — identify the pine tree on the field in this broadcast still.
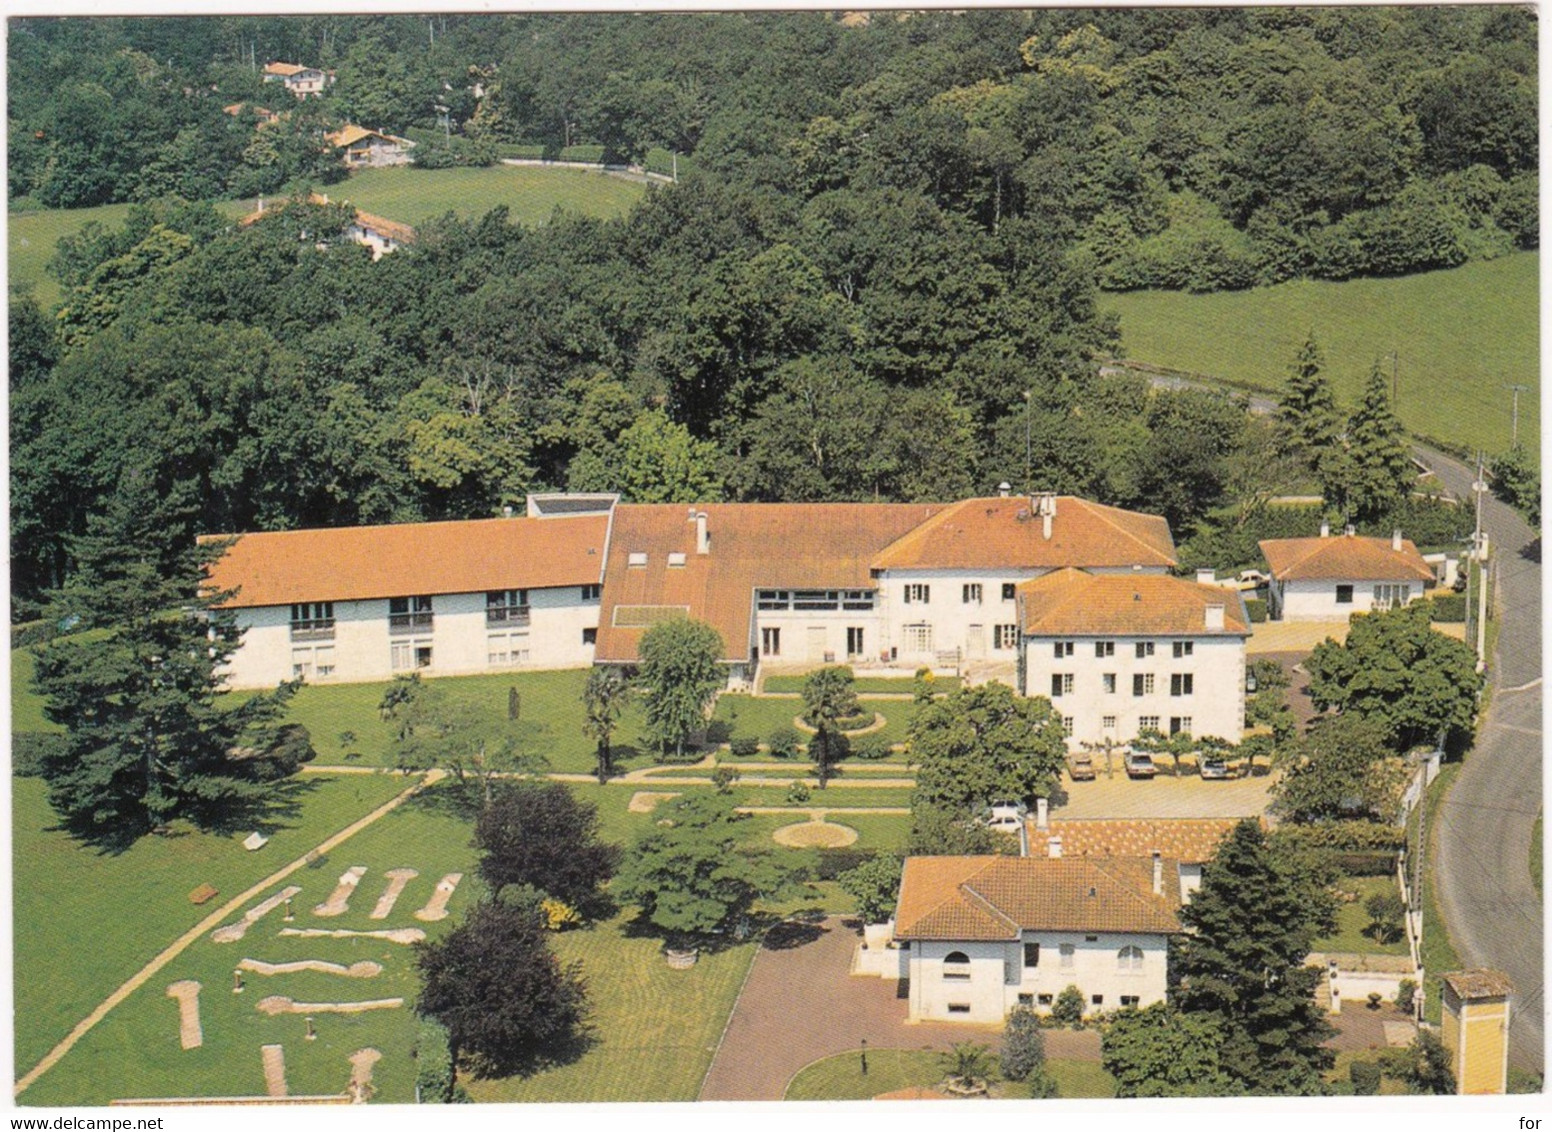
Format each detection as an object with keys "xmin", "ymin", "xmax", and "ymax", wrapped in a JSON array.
[
  {"xmin": 31, "ymin": 467, "xmax": 301, "ymax": 849},
  {"xmin": 1339, "ymin": 362, "xmax": 1413, "ymax": 521},
  {"xmin": 1275, "ymin": 335, "xmax": 1340, "ymax": 467},
  {"xmin": 1172, "ymin": 819, "xmax": 1337, "ymax": 1095}
]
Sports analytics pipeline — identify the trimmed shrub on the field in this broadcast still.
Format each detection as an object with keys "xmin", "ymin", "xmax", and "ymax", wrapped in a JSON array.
[
  {"xmin": 1271, "ymin": 821, "xmax": 1406, "ymax": 853},
  {"xmin": 1396, "ymin": 978, "xmax": 1417, "ymax": 1014},
  {"xmin": 1429, "ymin": 593, "xmax": 1466, "ymax": 623},
  {"xmin": 812, "ymin": 846, "xmax": 874, "ymax": 882},
  {"xmin": 710, "ymin": 765, "xmax": 740, "ymax": 794},
  {"xmin": 786, "ymin": 781, "xmax": 811, "ymax": 805},
  {"xmin": 728, "ymin": 735, "xmax": 760, "ymax": 757},
  {"xmin": 1244, "ymin": 598, "xmax": 1268, "ymax": 623},
  {"xmin": 851, "ymin": 736, "xmax": 893, "ymax": 760},
  {"xmin": 1350, "ymin": 1060, "xmax": 1382, "ymax": 1096},
  {"xmin": 414, "ymin": 1017, "xmax": 470, "ymax": 1103},
  {"xmin": 1051, "ymin": 984, "xmax": 1085, "ymax": 1028},
  {"xmin": 1001, "ymin": 1006, "xmax": 1048, "ymax": 1081},
  {"xmin": 767, "ymin": 727, "xmax": 801, "ymax": 759}
]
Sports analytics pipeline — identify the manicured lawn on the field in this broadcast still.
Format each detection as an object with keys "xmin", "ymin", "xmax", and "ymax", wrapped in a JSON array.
[
  {"xmin": 713, "ymin": 694, "xmax": 919, "ymax": 754},
  {"xmin": 20, "ymin": 785, "xmax": 479, "ymax": 1105},
  {"xmin": 12, "ymin": 771, "xmax": 412, "ymax": 1081},
  {"xmin": 1103, "ymin": 252, "xmax": 1539, "ymax": 460},
  {"xmin": 465, "ymin": 917, "xmax": 756, "ymax": 1103},
  {"xmin": 761, "ymin": 675, "xmax": 960, "ymax": 695},
  {"xmin": 730, "ymin": 786, "xmax": 914, "ymax": 810},
  {"xmin": 11, "ymin": 645, "xmax": 57, "ymax": 734},
  {"xmin": 1326, "ymin": 1049, "xmax": 1409, "ymax": 1096},
  {"xmin": 329, "ymin": 165, "xmax": 647, "ymax": 229},
  {"xmin": 1312, "ymin": 875, "xmax": 1410, "ymax": 956},
  {"xmin": 783, "ymin": 1049, "xmax": 1115, "ymax": 1100}
]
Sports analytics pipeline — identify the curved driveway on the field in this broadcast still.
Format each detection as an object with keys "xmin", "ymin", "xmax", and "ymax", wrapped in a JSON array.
[{"xmin": 1421, "ymin": 449, "xmax": 1542, "ymax": 1074}]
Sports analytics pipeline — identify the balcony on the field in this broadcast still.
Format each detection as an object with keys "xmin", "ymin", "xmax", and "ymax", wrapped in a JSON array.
[
  {"xmin": 486, "ymin": 606, "xmax": 531, "ymax": 628},
  {"xmin": 289, "ymin": 623, "xmax": 335, "ymax": 642},
  {"xmin": 388, "ymin": 613, "xmax": 434, "ymax": 635}
]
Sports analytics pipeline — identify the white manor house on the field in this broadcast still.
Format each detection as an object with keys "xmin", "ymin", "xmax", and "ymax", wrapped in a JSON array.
[{"xmin": 206, "ymin": 490, "xmax": 1259, "ymax": 748}]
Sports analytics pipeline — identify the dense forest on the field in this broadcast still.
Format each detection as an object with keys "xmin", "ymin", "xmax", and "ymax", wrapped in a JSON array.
[{"xmin": 9, "ymin": 9, "xmax": 1520, "ymax": 609}]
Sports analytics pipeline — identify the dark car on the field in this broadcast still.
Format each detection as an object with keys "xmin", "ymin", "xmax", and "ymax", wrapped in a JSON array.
[
  {"xmin": 1124, "ymin": 752, "xmax": 1157, "ymax": 779},
  {"xmin": 1066, "ymin": 752, "xmax": 1097, "ymax": 781}
]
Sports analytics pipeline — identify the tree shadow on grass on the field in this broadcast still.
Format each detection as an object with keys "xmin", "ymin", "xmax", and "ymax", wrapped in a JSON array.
[{"xmin": 760, "ymin": 917, "xmax": 827, "ymax": 951}]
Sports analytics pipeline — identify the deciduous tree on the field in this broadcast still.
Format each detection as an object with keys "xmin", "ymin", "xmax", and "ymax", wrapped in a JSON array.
[
  {"xmin": 638, "ymin": 618, "xmax": 726, "ymax": 760},
  {"xmin": 1100, "ymin": 1004, "xmax": 1234, "ymax": 1097},
  {"xmin": 1270, "ymin": 713, "xmax": 1410, "ymax": 825},
  {"xmin": 909, "ymin": 682, "xmax": 1067, "ymax": 815},
  {"xmin": 473, "ymin": 782, "xmax": 621, "ymax": 913}
]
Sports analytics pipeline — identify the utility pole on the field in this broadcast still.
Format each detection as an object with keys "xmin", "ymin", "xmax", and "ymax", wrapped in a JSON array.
[
  {"xmin": 1505, "ymin": 383, "xmax": 1529, "ymax": 448},
  {"xmin": 1470, "ymin": 450, "xmax": 1488, "ymax": 672}
]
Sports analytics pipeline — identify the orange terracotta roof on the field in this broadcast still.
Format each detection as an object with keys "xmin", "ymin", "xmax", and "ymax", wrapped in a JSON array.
[
  {"xmin": 1259, "ymin": 534, "xmax": 1434, "ymax": 583},
  {"xmin": 1440, "ymin": 969, "xmax": 1514, "ymax": 999},
  {"xmin": 1017, "ymin": 569, "xmax": 1250, "ymax": 636},
  {"xmin": 1028, "ymin": 818, "xmax": 1257, "ymax": 864},
  {"xmin": 264, "ymin": 62, "xmax": 307, "ymax": 77},
  {"xmin": 893, "ymin": 855, "xmax": 1182, "ymax": 941},
  {"xmin": 203, "ymin": 515, "xmax": 607, "ymax": 607},
  {"xmin": 871, "ymin": 496, "xmax": 1175, "ymax": 571},
  {"xmin": 351, "ymin": 210, "xmax": 416, "ymax": 245},
  {"xmin": 594, "ymin": 502, "xmax": 946, "ymax": 663}
]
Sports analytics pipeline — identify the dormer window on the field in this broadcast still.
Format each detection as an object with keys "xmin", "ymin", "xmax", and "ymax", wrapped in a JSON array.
[{"xmin": 628, "ymin": 552, "xmax": 648, "ymax": 568}]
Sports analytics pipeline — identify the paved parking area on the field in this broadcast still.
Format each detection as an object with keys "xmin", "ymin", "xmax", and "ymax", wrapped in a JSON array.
[
  {"xmin": 698, "ymin": 917, "xmax": 1100, "ymax": 1101},
  {"xmin": 1054, "ymin": 770, "xmax": 1274, "ymax": 820},
  {"xmin": 1246, "ymin": 619, "xmax": 1349, "ymax": 655}
]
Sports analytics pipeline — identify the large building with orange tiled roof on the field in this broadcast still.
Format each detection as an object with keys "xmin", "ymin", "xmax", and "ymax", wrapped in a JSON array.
[
  {"xmin": 1016, "ymin": 567, "xmax": 1251, "ymax": 748},
  {"xmin": 892, "ymin": 854, "xmax": 1182, "ymax": 1022},
  {"xmin": 1259, "ymin": 524, "xmax": 1436, "ymax": 621}
]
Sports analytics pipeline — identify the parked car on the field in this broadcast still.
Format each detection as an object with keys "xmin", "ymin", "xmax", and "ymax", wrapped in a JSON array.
[
  {"xmin": 1124, "ymin": 751, "xmax": 1157, "ymax": 779},
  {"xmin": 1199, "ymin": 757, "xmax": 1232, "ymax": 780},
  {"xmin": 985, "ymin": 800, "xmax": 1026, "ymax": 833},
  {"xmin": 1236, "ymin": 569, "xmax": 1270, "ymax": 590},
  {"xmin": 1066, "ymin": 752, "xmax": 1097, "ymax": 781}
]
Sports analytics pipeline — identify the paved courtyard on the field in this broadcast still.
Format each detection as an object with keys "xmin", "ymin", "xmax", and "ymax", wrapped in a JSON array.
[
  {"xmin": 1053, "ymin": 771, "xmax": 1274, "ymax": 820},
  {"xmin": 698, "ymin": 916, "xmax": 1100, "ymax": 1101}
]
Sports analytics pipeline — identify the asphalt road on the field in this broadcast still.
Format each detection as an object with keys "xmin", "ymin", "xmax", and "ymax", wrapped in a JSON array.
[{"xmin": 1422, "ymin": 448, "xmax": 1543, "ymax": 1075}]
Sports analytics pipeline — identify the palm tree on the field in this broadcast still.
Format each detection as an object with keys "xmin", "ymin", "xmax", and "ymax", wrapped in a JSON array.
[
  {"xmin": 582, "ymin": 667, "xmax": 632, "ymax": 784},
  {"xmin": 941, "ymin": 1042, "xmax": 993, "ymax": 1093},
  {"xmin": 801, "ymin": 665, "xmax": 858, "ymax": 789}
]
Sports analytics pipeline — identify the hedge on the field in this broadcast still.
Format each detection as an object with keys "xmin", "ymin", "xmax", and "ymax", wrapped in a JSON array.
[
  {"xmin": 1243, "ymin": 598, "xmax": 1268, "ymax": 623},
  {"xmin": 1272, "ymin": 821, "xmax": 1406, "ymax": 853},
  {"xmin": 1428, "ymin": 593, "xmax": 1467, "ymax": 623}
]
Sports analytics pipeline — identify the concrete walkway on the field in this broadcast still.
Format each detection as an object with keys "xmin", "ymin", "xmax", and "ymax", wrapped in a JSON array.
[
  {"xmin": 698, "ymin": 916, "xmax": 1100, "ymax": 1101},
  {"xmin": 14, "ymin": 770, "xmax": 445, "ymax": 1098}
]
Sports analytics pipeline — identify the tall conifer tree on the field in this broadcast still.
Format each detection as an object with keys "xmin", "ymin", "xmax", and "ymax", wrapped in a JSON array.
[{"xmin": 1341, "ymin": 362, "xmax": 1413, "ymax": 520}]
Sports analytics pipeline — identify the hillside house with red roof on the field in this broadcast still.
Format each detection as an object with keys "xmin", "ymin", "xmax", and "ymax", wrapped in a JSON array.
[
  {"xmin": 1259, "ymin": 524, "xmax": 1435, "ymax": 621},
  {"xmin": 262, "ymin": 61, "xmax": 333, "ymax": 98},
  {"xmin": 326, "ymin": 124, "xmax": 415, "ymax": 168}
]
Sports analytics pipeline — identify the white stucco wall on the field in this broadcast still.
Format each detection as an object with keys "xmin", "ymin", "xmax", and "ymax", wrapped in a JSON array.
[
  {"xmin": 1271, "ymin": 577, "xmax": 1424, "ymax": 621},
  {"xmin": 905, "ymin": 931, "xmax": 1170, "ymax": 1023},
  {"xmin": 1021, "ymin": 634, "xmax": 1247, "ymax": 746},
  {"xmin": 752, "ymin": 604, "xmax": 890, "ymax": 666},
  {"xmin": 221, "ymin": 585, "xmax": 600, "ymax": 689}
]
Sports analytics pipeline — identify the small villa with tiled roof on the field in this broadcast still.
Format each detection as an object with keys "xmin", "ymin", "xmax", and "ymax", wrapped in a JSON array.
[
  {"xmin": 1016, "ymin": 568, "xmax": 1251, "ymax": 748},
  {"xmin": 1259, "ymin": 523, "xmax": 1436, "ymax": 621},
  {"xmin": 891, "ymin": 855, "xmax": 1183, "ymax": 1023},
  {"xmin": 326, "ymin": 124, "xmax": 415, "ymax": 168},
  {"xmin": 262, "ymin": 60, "xmax": 333, "ymax": 98}
]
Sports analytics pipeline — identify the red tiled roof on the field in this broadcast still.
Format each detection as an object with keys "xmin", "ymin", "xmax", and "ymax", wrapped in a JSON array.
[
  {"xmin": 871, "ymin": 496, "xmax": 1175, "ymax": 571},
  {"xmin": 893, "ymin": 855, "xmax": 1182, "ymax": 941},
  {"xmin": 264, "ymin": 62, "xmax": 307, "ymax": 77},
  {"xmin": 1259, "ymin": 534, "xmax": 1434, "ymax": 583},
  {"xmin": 593, "ymin": 502, "xmax": 946, "ymax": 663},
  {"xmin": 203, "ymin": 515, "xmax": 608, "ymax": 607},
  {"xmin": 1027, "ymin": 818, "xmax": 1254, "ymax": 864},
  {"xmin": 1440, "ymin": 969, "xmax": 1515, "ymax": 999},
  {"xmin": 1018, "ymin": 569, "xmax": 1250, "ymax": 636}
]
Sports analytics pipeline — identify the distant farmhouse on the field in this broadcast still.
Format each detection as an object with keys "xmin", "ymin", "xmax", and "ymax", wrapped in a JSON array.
[
  {"xmin": 239, "ymin": 192, "xmax": 415, "ymax": 260},
  {"xmin": 262, "ymin": 61, "xmax": 333, "ymax": 98},
  {"xmin": 325, "ymin": 124, "xmax": 416, "ymax": 168},
  {"xmin": 221, "ymin": 102, "xmax": 280, "ymax": 125}
]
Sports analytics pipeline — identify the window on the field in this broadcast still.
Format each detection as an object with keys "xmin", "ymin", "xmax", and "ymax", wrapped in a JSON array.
[
  {"xmin": 1102, "ymin": 715, "xmax": 1116, "ymax": 731},
  {"xmin": 289, "ymin": 602, "xmax": 335, "ymax": 640},
  {"xmin": 1059, "ymin": 943, "xmax": 1075, "ymax": 968},
  {"xmin": 1136, "ymin": 641, "xmax": 1155, "ymax": 658},
  {"xmin": 903, "ymin": 623, "xmax": 933, "ymax": 654},
  {"xmin": 389, "ymin": 595, "xmax": 433, "ymax": 633},
  {"xmin": 962, "ymin": 583, "xmax": 982, "ymax": 604},
  {"xmin": 487, "ymin": 633, "xmax": 529, "ymax": 667},
  {"xmin": 943, "ymin": 951, "xmax": 971, "ymax": 981},
  {"xmin": 582, "ymin": 627, "xmax": 597, "ymax": 646},
  {"xmin": 1052, "ymin": 640, "xmax": 1074, "ymax": 658},
  {"xmin": 580, "ymin": 584, "xmax": 601, "ymax": 602},
  {"xmin": 993, "ymin": 624, "xmax": 1019, "ymax": 650},
  {"xmin": 761, "ymin": 627, "xmax": 781, "ymax": 657},
  {"xmin": 1091, "ymin": 995, "xmax": 1104, "ymax": 1006},
  {"xmin": 1120, "ymin": 995, "xmax": 1140, "ymax": 1007},
  {"xmin": 1095, "ymin": 641, "xmax": 1115, "ymax": 658},
  {"xmin": 627, "ymin": 552, "xmax": 647, "ymax": 568},
  {"xmin": 1170, "ymin": 673, "xmax": 1194, "ymax": 696},
  {"xmin": 947, "ymin": 1003, "xmax": 971, "ymax": 1014},
  {"xmin": 392, "ymin": 639, "xmax": 432, "ymax": 671},
  {"xmin": 1002, "ymin": 583, "xmax": 1017, "ymax": 601},
  {"xmin": 1132, "ymin": 673, "xmax": 1154, "ymax": 696},
  {"xmin": 1374, "ymin": 583, "xmax": 1411, "ymax": 610},
  {"xmin": 1102, "ymin": 673, "xmax": 1116, "ymax": 694},
  {"xmin": 291, "ymin": 645, "xmax": 334, "ymax": 679},
  {"xmin": 1050, "ymin": 673, "xmax": 1073, "ymax": 697},
  {"xmin": 842, "ymin": 589, "xmax": 876, "ymax": 611},
  {"xmin": 1037, "ymin": 993, "xmax": 1053, "ymax": 1007},
  {"xmin": 1172, "ymin": 641, "xmax": 1194, "ymax": 658},
  {"xmin": 1018, "ymin": 993, "xmax": 1034, "ymax": 1008},
  {"xmin": 1170, "ymin": 716, "xmax": 1193, "ymax": 736},
  {"xmin": 1117, "ymin": 945, "xmax": 1144, "ymax": 971},
  {"xmin": 904, "ymin": 584, "xmax": 930, "ymax": 604},
  {"xmin": 1336, "ymin": 584, "xmax": 1354, "ymax": 604},
  {"xmin": 486, "ymin": 590, "xmax": 530, "ymax": 626},
  {"xmin": 1085, "ymin": 935, "xmax": 1098, "ymax": 942},
  {"xmin": 667, "ymin": 552, "xmax": 686, "ymax": 568},
  {"xmin": 846, "ymin": 627, "xmax": 865, "ymax": 657},
  {"xmin": 757, "ymin": 590, "xmax": 790, "ymax": 611},
  {"xmin": 1062, "ymin": 716, "xmax": 1074, "ymax": 734},
  {"xmin": 793, "ymin": 590, "xmax": 841, "ymax": 611},
  {"xmin": 1139, "ymin": 715, "xmax": 1160, "ymax": 731},
  {"xmin": 1023, "ymin": 942, "xmax": 1040, "ymax": 968}
]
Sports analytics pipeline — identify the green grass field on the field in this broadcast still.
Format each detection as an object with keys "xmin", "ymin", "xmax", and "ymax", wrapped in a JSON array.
[
  {"xmin": 327, "ymin": 165, "xmax": 646, "ymax": 229},
  {"xmin": 782, "ymin": 1048, "xmax": 1115, "ymax": 1100},
  {"xmin": 1311, "ymin": 875, "xmax": 1411, "ymax": 957},
  {"xmin": 1104, "ymin": 252, "xmax": 1539, "ymax": 459},
  {"xmin": 760, "ymin": 675, "xmax": 960, "ymax": 695},
  {"xmin": 714, "ymin": 694, "xmax": 919, "ymax": 753},
  {"xmin": 12, "ymin": 771, "xmax": 412, "ymax": 1081}
]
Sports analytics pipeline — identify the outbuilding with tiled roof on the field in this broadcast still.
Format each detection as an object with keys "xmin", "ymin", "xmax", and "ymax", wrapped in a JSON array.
[{"xmin": 1259, "ymin": 527, "xmax": 1436, "ymax": 622}]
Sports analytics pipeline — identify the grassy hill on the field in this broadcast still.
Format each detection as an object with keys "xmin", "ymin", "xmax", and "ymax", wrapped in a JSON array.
[
  {"xmin": 9, "ymin": 166, "xmax": 649, "ymax": 309},
  {"xmin": 1103, "ymin": 252, "xmax": 1539, "ymax": 460}
]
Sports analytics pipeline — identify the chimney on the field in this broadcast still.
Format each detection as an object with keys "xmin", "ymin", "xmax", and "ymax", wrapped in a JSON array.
[
  {"xmin": 1195, "ymin": 568, "xmax": 1215, "ymax": 586},
  {"xmin": 998, "ymin": 481, "xmax": 1011, "ymax": 498},
  {"xmin": 502, "ymin": 504, "xmax": 514, "ymax": 519},
  {"xmin": 695, "ymin": 511, "xmax": 709, "ymax": 555},
  {"xmin": 1043, "ymin": 511, "xmax": 1053, "ymax": 540},
  {"xmin": 1047, "ymin": 835, "xmax": 1062, "ymax": 859},
  {"xmin": 1343, "ymin": 524, "xmax": 1356, "ymax": 538},
  {"xmin": 1035, "ymin": 797, "xmax": 1049, "ymax": 831},
  {"xmin": 1205, "ymin": 603, "xmax": 1225, "ymax": 630},
  {"xmin": 1151, "ymin": 850, "xmax": 1163, "ymax": 896},
  {"xmin": 1319, "ymin": 520, "xmax": 1331, "ymax": 538},
  {"xmin": 1392, "ymin": 528, "xmax": 1403, "ymax": 552}
]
